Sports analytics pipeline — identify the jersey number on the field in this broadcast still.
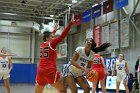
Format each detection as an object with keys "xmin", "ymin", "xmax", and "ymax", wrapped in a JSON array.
[
  {"xmin": 2, "ymin": 64, "xmax": 6, "ymax": 68},
  {"xmin": 94, "ymin": 58, "xmax": 101, "ymax": 64},
  {"xmin": 118, "ymin": 66, "xmax": 122, "ymax": 70},
  {"xmin": 40, "ymin": 47, "xmax": 49, "ymax": 58},
  {"xmin": 80, "ymin": 63, "xmax": 85, "ymax": 68}
]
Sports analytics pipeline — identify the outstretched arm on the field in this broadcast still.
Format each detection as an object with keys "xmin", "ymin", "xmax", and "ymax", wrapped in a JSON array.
[
  {"xmin": 50, "ymin": 15, "xmax": 75, "ymax": 49},
  {"xmin": 52, "ymin": 23, "xmax": 59, "ymax": 35},
  {"xmin": 0, "ymin": 53, "xmax": 16, "ymax": 56}
]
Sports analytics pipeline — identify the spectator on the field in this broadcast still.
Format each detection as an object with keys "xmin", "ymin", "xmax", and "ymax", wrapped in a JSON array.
[{"xmin": 135, "ymin": 55, "xmax": 140, "ymax": 89}]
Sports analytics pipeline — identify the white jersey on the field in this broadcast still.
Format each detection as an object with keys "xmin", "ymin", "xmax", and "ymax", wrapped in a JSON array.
[
  {"xmin": 70, "ymin": 47, "xmax": 94, "ymax": 73},
  {"xmin": 116, "ymin": 59, "xmax": 126, "ymax": 74},
  {"xmin": 0, "ymin": 57, "xmax": 9, "ymax": 71}
]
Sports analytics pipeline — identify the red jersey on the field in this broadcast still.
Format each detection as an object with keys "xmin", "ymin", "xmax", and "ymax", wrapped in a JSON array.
[
  {"xmin": 38, "ymin": 22, "xmax": 73, "ymax": 70},
  {"xmin": 92, "ymin": 54, "xmax": 104, "ymax": 68}
]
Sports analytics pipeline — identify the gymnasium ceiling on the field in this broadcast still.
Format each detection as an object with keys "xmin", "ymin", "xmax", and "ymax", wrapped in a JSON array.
[{"xmin": 0, "ymin": 0, "xmax": 102, "ymax": 24}]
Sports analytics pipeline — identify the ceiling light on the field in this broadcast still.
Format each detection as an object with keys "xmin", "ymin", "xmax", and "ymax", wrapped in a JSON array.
[
  {"xmin": 72, "ymin": 0, "xmax": 77, "ymax": 3},
  {"xmin": 50, "ymin": 15, "xmax": 54, "ymax": 17},
  {"xmin": 43, "ymin": 17, "xmax": 53, "ymax": 20},
  {"xmin": 2, "ymin": 13, "xmax": 17, "ymax": 15}
]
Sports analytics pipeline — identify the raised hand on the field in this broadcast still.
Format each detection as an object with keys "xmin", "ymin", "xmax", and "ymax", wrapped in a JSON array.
[
  {"xmin": 54, "ymin": 23, "xmax": 60, "ymax": 31},
  {"xmin": 71, "ymin": 14, "xmax": 75, "ymax": 23}
]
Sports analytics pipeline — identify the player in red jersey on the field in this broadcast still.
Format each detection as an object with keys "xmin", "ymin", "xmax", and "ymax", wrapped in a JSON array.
[
  {"xmin": 90, "ymin": 41, "xmax": 111, "ymax": 93},
  {"xmin": 34, "ymin": 15, "xmax": 75, "ymax": 93}
]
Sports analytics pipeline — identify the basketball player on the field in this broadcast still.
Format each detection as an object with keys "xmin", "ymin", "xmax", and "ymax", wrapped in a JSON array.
[
  {"xmin": 112, "ymin": 54, "xmax": 130, "ymax": 93},
  {"xmin": 34, "ymin": 15, "xmax": 75, "ymax": 93},
  {"xmin": 63, "ymin": 38, "xmax": 111, "ymax": 93},
  {"xmin": 0, "ymin": 47, "xmax": 13, "ymax": 93},
  {"xmin": 91, "ymin": 54, "xmax": 108, "ymax": 93}
]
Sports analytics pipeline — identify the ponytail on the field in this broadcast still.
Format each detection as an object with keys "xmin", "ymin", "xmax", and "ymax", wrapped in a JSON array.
[{"xmin": 91, "ymin": 39, "xmax": 111, "ymax": 53}]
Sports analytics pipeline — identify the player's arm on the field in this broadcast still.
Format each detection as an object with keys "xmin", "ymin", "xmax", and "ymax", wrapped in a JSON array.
[
  {"xmin": 87, "ymin": 61, "xmax": 93, "ymax": 68},
  {"xmin": 52, "ymin": 23, "xmax": 59, "ymax": 35},
  {"xmin": 8, "ymin": 56, "xmax": 13, "ymax": 73},
  {"xmin": 112, "ymin": 62, "xmax": 116, "ymax": 76},
  {"xmin": 50, "ymin": 15, "xmax": 75, "ymax": 49},
  {"xmin": 50, "ymin": 21, "xmax": 73, "ymax": 48},
  {"xmin": 125, "ymin": 62, "xmax": 130, "ymax": 78},
  {"xmin": 0, "ymin": 53, "xmax": 16, "ymax": 56},
  {"xmin": 0, "ymin": 53, "xmax": 5, "ymax": 56},
  {"xmin": 71, "ymin": 51, "xmax": 85, "ymax": 71},
  {"xmin": 101, "ymin": 56, "xmax": 108, "ymax": 75}
]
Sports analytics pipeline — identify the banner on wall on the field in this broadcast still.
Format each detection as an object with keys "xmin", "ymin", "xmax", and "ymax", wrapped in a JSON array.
[
  {"xmin": 106, "ymin": 76, "xmax": 126, "ymax": 90},
  {"xmin": 86, "ymin": 28, "xmax": 93, "ymax": 39},
  {"xmin": 103, "ymin": 0, "xmax": 114, "ymax": 14},
  {"xmin": 110, "ymin": 21, "xmax": 119, "ymax": 49},
  {"xmin": 104, "ymin": 57, "xmax": 117, "ymax": 71},
  {"xmin": 92, "ymin": 4, "xmax": 101, "ymax": 18},
  {"xmin": 82, "ymin": 9, "xmax": 91, "ymax": 23},
  {"xmin": 115, "ymin": 0, "xmax": 128, "ymax": 9},
  {"xmin": 120, "ymin": 17, "xmax": 129, "ymax": 47},
  {"xmin": 94, "ymin": 25, "xmax": 101, "ymax": 47},
  {"xmin": 74, "ymin": 14, "xmax": 82, "ymax": 26},
  {"xmin": 101, "ymin": 24, "xmax": 110, "ymax": 44}
]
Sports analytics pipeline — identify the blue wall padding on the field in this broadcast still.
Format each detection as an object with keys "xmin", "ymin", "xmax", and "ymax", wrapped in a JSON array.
[{"xmin": 0, "ymin": 63, "xmax": 37, "ymax": 84}]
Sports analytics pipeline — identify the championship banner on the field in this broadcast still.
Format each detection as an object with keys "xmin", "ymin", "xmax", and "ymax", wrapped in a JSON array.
[
  {"xmin": 94, "ymin": 25, "xmax": 101, "ymax": 47},
  {"xmin": 120, "ymin": 17, "xmax": 129, "ymax": 47},
  {"xmin": 74, "ymin": 14, "xmax": 82, "ymax": 26},
  {"xmin": 92, "ymin": 4, "xmax": 101, "ymax": 18},
  {"xmin": 82, "ymin": 9, "xmax": 92, "ymax": 23},
  {"xmin": 115, "ymin": 0, "xmax": 128, "ymax": 9},
  {"xmin": 101, "ymin": 24, "xmax": 110, "ymax": 44},
  {"xmin": 110, "ymin": 21, "xmax": 119, "ymax": 49},
  {"xmin": 86, "ymin": 28, "xmax": 93, "ymax": 39},
  {"xmin": 103, "ymin": 0, "xmax": 114, "ymax": 14}
]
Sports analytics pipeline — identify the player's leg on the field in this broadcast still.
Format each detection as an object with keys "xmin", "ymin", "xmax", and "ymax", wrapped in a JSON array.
[
  {"xmin": 4, "ymin": 78, "xmax": 11, "ymax": 93},
  {"xmin": 65, "ymin": 75, "xmax": 77, "ymax": 93},
  {"xmin": 34, "ymin": 83, "xmax": 44, "ymax": 93},
  {"xmin": 92, "ymin": 81, "xmax": 98, "ymax": 93},
  {"xmin": 51, "ymin": 80, "xmax": 67, "ymax": 93},
  {"xmin": 116, "ymin": 81, "xmax": 120, "ymax": 93},
  {"xmin": 34, "ymin": 69, "xmax": 46, "ymax": 93},
  {"xmin": 99, "ymin": 68, "xmax": 106, "ymax": 93},
  {"xmin": 116, "ymin": 74, "xmax": 123, "ymax": 93},
  {"xmin": 123, "ymin": 78, "xmax": 129, "ymax": 93},
  {"xmin": 76, "ymin": 76, "xmax": 90, "ymax": 93},
  {"xmin": 100, "ymin": 80, "xmax": 106, "ymax": 93},
  {"xmin": 3, "ymin": 73, "xmax": 10, "ymax": 93},
  {"xmin": 51, "ymin": 71, "xmax": 66, "ymax": 93}
]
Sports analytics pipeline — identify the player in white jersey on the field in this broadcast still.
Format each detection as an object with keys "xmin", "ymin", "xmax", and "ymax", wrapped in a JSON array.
[
  {"xmin": 112, "ymin": 54, "xmax": 130, "ymax": 93},
  {"xmin": 62, "ymin": 38, "xmax": 94, "ymax": 93},
  {"xmin": 62, "ymin": 38, "xmax": 111, "ymax": 93},
  {"xmin": 0, "ymin": 47, "xmax": 13, "ymax": 93}
]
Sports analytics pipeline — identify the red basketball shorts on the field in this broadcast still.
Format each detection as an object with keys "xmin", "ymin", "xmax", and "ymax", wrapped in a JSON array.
[
  {"xmin": 36, "ymin": 68, "xmax": 60, "ymax": 86},
  {"xmin": 93, "ymin": 68, "xmax": 105, "ymax": 80}
]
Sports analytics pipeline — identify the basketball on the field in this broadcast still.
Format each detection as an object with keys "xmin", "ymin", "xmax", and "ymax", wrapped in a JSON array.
[{"xmin": 86, "ymin": 70, "xmax": 99, "ymax": 82}]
